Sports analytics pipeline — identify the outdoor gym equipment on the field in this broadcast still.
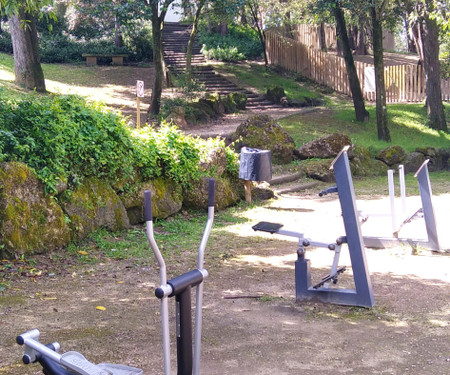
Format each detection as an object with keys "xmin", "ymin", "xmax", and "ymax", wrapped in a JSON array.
[
  {"xmin": 146, "ymin": 178, "xmax": 215, "ymax": 375},
  {"xmin": 361, "ymin": 159, "xmax": 441, "ymax": 251},
  {"xmin": 253, "ymin": 146, "xmax": 375, "ymax": 308},
  {"xmin": 16, "ymin": 328, "xmax": 143, "ymax": 374},
  {"xmin": 16, "ymin": 179, "xmax": 216, "ymax": 375}
]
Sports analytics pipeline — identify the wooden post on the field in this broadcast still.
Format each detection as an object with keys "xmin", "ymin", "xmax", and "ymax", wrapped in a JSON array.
[
  {"xmin": 136, "ymin": 97, "xmax": 141, "ymax": 128},
  {"xmin": 244, "ymin": 180, "xmax": 252, "ymax": 203}
]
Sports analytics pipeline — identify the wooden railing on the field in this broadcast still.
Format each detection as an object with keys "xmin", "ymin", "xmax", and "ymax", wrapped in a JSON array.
[{"xmin": 265, "ymin": 31, "xmax": 450, "ymax": 103}]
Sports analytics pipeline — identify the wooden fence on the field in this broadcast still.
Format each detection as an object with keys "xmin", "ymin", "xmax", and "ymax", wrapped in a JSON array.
[{"xmin": 265, "ymin": 31, "xmax": 450, "ymax": 103}]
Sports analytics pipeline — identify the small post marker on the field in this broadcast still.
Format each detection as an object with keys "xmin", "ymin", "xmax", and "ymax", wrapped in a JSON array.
[
  {"xmin": 244, "ymin": 180, "xmax": 252, "ymax": 203},
  {"xmin": 136, "ymin": 80, "xmax": 145, "ymax": 128}
]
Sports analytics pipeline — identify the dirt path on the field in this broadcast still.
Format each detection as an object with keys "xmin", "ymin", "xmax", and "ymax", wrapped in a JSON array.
[{"xmin": 1, "ymin": 193, "xmax": 449, "ymax": 375}]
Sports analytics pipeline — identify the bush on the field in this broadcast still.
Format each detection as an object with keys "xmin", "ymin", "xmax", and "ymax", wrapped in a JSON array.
[
  {"xmin": 0, "ymin": 95, "xmax": 136, "ymax": 193},
  {"xmin": 0, "ymin": 94, "xmax": 239, "ymax": 194},
  {"xmin": 0, "ymin": 32, "xmax": 13, "ymax": 54},
  {"xmin": 198, "ymin": 24, "xmax": 263, "ymax": 62},
  {"xmin": 39, "ymin": 35, "xmax": 130, "ymax": 64}
]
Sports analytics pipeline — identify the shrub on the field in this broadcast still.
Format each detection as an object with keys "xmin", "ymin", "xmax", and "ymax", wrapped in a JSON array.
[
  {"xmin": 0, "ymin": 32, "xmax": 13, "ymax": 54},
  {"xmin": 198, "ymin": 24, "xmax": 263, "ymax": 62},
  {"xmin": 0, "ymin": 95, "xmax": 135, "ymax": 193},
  {"xmin": 0, "ymin": 94, "xmax": 239, "ymax": 194}
]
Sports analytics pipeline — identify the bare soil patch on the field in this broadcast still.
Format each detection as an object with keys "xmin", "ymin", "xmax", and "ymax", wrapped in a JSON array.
[{"xmin": 1, "ymin": 193, "xmax": 449, "ymax": 375}]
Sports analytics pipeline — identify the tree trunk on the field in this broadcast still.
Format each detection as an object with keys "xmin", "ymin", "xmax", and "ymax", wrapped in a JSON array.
[
  {"xmin": 370, "ymin": 6, "xmax": 390, "ymax": 142},
  {"xmin": 186, "ymin": 0, "xmax": 206, "ymax": 87},
  {"xmin": 114, "ymin": 16, "xmax": 123, "ymax": 48},
  {"xmin": 333, "ymin": 4, "xmax": 369, "ymax": 122},
  {"xmin": 149, "ymin": 3, "xmax": 163, "ymax": 116},
  {"xmin": 148, "ymin": 0, "xmax": 175, "ymax": 117},
  {"xmin": 9, "ymin": 11, "xmax": 46, "ymax": 92},
  {"xmin": 420, "ymin": 9, "xmax": 447, "ymax": 131},
  {"xmin": 319, "ymin": 23, "xmax": 327, "ymax": 52},
  {"xmin": 248, "ymin": 2, "xmax": 268, "ymax": 65}
]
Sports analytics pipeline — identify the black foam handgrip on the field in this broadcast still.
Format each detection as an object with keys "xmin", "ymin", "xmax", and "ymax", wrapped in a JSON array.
[
  {"xmin": 144, "ymin": 190, "xmax": 152, "ymax": 221},
  {"xmin": 208, "ymin": 178, "xmax": 215, "ymax": 207}
]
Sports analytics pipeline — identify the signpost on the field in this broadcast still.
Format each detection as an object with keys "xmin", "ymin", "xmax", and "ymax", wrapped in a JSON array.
[{"xmin": 136, "ymin": 80, "xmax": 144, "ymax": 128}]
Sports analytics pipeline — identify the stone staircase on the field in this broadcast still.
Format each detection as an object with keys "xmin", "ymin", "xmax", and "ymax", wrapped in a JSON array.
[{"xmin": 162, "ymin": 22, "xmax": 279, "ymax": 110}]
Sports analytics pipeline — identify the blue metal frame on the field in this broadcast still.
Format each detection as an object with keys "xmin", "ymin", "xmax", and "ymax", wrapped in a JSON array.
[{"xmin": 294, "ymin": 147, "xmax": 374, "ymax": 307}]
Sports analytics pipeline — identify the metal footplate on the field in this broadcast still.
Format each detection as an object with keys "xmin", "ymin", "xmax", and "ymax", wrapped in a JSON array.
[
  {"xmin": 252, "ymin": 221, "xmax": 284, "ymax": 234},
  {"xmin": 312, "ymin": 266, "xmax": 347, "ymax": 289},
  {"xmin": 61, "ymin": 352, "xmax": 143, "ymax": 375}
]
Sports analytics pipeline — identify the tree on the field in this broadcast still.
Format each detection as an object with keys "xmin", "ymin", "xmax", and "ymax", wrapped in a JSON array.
[
  {"xmin": 0, "ymin": 0, "xmax": 52, "ymax": 92},
  {"xmin": 185, "ymin": 0, "xmax": 207, "ymax": 87},
  {"xmin": 370, "ymin": 0, "xmax": 390, "ymax": 141},
  {"xmin": 411, "ymin": 0, "xmax": 448, "ymax": 131},
  {"xmin": 149, "ymin": 0, "xmax": 176, "ymax": 116},
  {"xmin": 333, "ymin": 1, "xmax": 369, "ymax": 122},
  {"xmin": 247, "ymin": 1, "xmax": 268, "ymax": 65}
]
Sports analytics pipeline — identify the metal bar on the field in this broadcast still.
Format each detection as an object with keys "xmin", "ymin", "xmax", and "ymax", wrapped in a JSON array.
[
  {"xmin": 332, "ymin": 149, "xmax": 374, "ymax": 307},
  {"xmin": 388, "ymin": 169, "xmax": 397, "ymax": 232},
  {"xmin": 176, "ymin": 289, "xmax": 193, "ymax": 375},
  {"xmin": 398, "ymin": 165, "xmax": 407, "ymax": 220},
  {"xmin": 193, "ymin": 205, "xmax": 214, "ymax": 375},
  {"xmin": 415, "ymin": 160, "xmax": 440, "ymax": 250}
]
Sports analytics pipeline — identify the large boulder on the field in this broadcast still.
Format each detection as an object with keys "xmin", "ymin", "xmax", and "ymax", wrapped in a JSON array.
[
  {"xmin": 61, "ymin": 178, "xmax": 130, "ymax": 241},
  {"xmin": 350, "ymin": 145, "xmax": 389, "ymax": 177},
  {"xmin": 301, "ymin": 159, "xmax": 335, "ymax": 182},
  {"xmin": 231, "ymin": 115, "xmax": 296, "ymax": 164},
  {"xmin": 375, "ymin": 145, "xmax": 407, "ymax": 167},
  {"xmin": 415, "ymin": 147, "xmax": 449, "ymax": 171},
  {"xmin": 183, "ymin": 176, "xmax": 240, "ymax": 210},
  {"xmin": 404, "ymin": 151, "xmax": 427, "ymax": 174},
  {"xmin": 0, "ymin": 162, "xmax": 71, "ymax": 257},
  {"xmin": 266, "ymin": 85, "xmax": 286, "ymax": 104},
  {"xmin": 120, "ymin": 178, "xmax": 183, "ymax": 224},
  {"xmin": 294, "ymin": 133, "xmax": 352, "ymax": 159}
]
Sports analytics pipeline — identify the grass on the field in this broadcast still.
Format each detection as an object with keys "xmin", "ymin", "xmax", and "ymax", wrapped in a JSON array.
[
  {"xmin": 279, "ymin": 104, "xmax": 450, "ymax": 153},
  {"xmin": 213, "ymin": 61, "xmax": 321, "ymax": 102}
]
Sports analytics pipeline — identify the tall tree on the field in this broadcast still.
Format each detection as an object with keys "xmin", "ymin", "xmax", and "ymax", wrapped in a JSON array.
[
  {"xmin": 0, "ymin": 0, "xmax": 52, "ymax": 92},
  {"xmin": 333, "ymin": 1, "xmax": 369, "ymax": 122},
  {"xmin": 411, "ymin": 0, "xmax": 448, "ymax": 131},
  {"xmin": 185, "ymin": 0, "xmax": 207, "ymax": 87},
  {"xmin": 370, "ymin": 0, "xmax": 390, "ymax": 141},
  {"xmin": 149, "ymin": 0, "xmax": 176, "ymax": 116}
]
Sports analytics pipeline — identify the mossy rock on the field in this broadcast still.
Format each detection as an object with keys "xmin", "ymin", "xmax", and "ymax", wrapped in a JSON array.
[
  {"xmin": 183, "ymin": 176, "xmax": 240, "ymax": 210},
  {"xmin": 375, "ymin": 145, "xmax": 407, "ymax": 167},
  {"xmin": 350, "ymin": 145, "xmax": 389, "ymax": 177},
  {"xmin": 231, "ymin": 115, "xmax": 295, "ymax": 164},
  {"xmin": 222, "ymin": 95, "xmax": 237, "ymax": 113},
  {"xmin": 61, "ymin": 178, "xmax": 130, "ymax": 241},
  {"xmin": 294, "ymin": 133, "xmax": 352, "ymax": 159},
  {"xmin": 166, "ymin": 106, "xmax": 188, "ymax": 128},
  {"xmin": 229, "ymin": 92, "xmax": 247, "ymax": 110},
  {"xmin": 204, "ymin": 92, "xmax": 225, "ymax": 114},
  {"xmin": 0, "ymin": 162, "xmax": 71, "ymax": 257},
  {"xmin": 301, "ymin": 159, "xmax": 335, "ymax": 182},
  {"xmin": 120, "ymin": 178, "xmax": 183, "ymax": 224},
  {"xmin": 266, "ymin": 85, "xmax": 286, "ymax": 104}
]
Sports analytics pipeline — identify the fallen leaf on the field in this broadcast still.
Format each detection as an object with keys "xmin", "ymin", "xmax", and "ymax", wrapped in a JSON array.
[
  {"xmin": 96, "ymin": 306, "xmax": 106, "ymax": 311},
  {"xmin": 78, "ymin": 251, "xmax": 88, "ymax": 256}
]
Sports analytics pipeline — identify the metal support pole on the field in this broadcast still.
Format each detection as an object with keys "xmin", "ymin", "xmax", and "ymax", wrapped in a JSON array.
[
  {"xmin": 176, "ymin": 289, "xmax": 193, "ymax": 375},
  {"xmin": 415, "ymin": 160, "xmax": 440, "ymax": 250},
  {"xmin": 388, "ymin": 169, "xmax": 397, "ymax": 232}
]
